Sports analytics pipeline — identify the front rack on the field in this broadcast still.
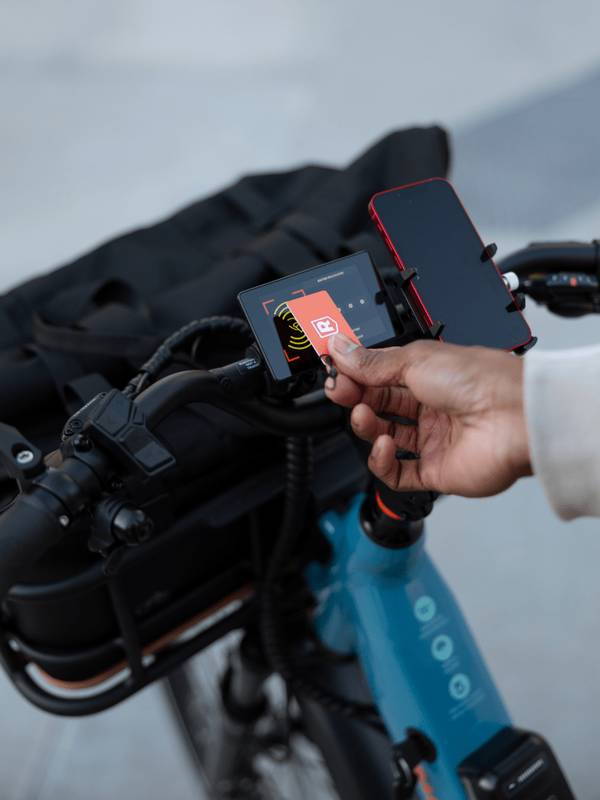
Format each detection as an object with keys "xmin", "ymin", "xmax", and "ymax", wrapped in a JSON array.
[
  {"xmin": 0, "ymin": 430, "xmax": 365, "ymax": 715},
  {"xmin": 1, "ymin": 586, "xmax": 254, "ymax": 716}
]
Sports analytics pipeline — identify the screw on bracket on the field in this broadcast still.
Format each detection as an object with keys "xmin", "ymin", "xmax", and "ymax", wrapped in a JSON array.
[{"xmin": 15, "ymin": 450, "xmax": 35, "ymax": 466}]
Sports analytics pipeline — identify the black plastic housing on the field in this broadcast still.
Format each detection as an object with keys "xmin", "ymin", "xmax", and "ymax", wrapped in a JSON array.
[
  {"xmin": 1, "ymin": 419, "xmax": 365, "ymax": 714},
  {"xmin": 459, "ymin": 727, "xmax": 575, "ymax": 799}
]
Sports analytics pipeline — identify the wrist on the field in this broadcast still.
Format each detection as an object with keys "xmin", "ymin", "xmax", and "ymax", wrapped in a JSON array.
[
  {"xmin": 510, "ymin": 412, "xmax": 533, "ymax": 478},
  {"xmin": 511, "ymin": 359, "xmax": 533, "ymax": 478},
  {"xmin": 499, "ymin": 355, "xmax": 532, "ymax": 480}
]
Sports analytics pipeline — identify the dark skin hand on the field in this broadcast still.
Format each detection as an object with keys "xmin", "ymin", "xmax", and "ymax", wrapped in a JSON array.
[{"xmin": 324, "ymin": 333, "xmax": 532, "ymax": 497}]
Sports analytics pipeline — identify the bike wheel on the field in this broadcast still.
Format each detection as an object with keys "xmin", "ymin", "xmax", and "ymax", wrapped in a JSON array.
[{"xmin": 164, "ymin": 632, "xmax": 340, "ymax": 800}]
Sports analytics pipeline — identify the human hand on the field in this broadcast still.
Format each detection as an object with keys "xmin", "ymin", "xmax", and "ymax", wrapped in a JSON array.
[{"xmin": 325, "ymin": 334, "xmax": 532, "ymax": 497}]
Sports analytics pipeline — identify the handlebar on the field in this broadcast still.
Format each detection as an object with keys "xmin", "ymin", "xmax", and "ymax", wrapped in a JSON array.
[
  {"xmin": 1, "ymin": 239, "xmax": 599, "ymax": 602},
  {"xmin": 0, "ymin": 356, "xmax": 343, "ymax": 601},
  {"xmin": 138, "ymin": 365, "xmax": 343, "ymax": 433},
  {"xmin": 499, "ymin": 240, "xmax": 600, "ymax": 317},
  {"xmin": 0, "ymin": 492, "xmax": 66, "ymax": 600},
  {"xmin": 499, "ymin": 240, "xmax": 599, "ymax": 277}
]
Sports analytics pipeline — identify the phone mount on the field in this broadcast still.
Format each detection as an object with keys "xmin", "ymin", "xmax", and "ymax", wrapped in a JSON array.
[
  {"xmin": 380, "ymin": 242, "xmax": 537, "ymax": 355},
  {"xmin": 378, "ymin": 265, "xmax": 445, "ymax": 343}
]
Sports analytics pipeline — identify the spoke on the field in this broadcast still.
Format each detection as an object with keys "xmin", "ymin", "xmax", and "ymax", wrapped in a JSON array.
[{"xmin": 167, "ymin": 635, "xmax": 340, "ymax": 800}]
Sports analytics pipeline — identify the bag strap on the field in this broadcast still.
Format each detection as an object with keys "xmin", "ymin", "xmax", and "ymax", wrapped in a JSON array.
[
  {"xmin": 279, "ymin": 212, "xmax": 345, "ymax": 261},
  {"xmin": 26, "ymin": 344, "xmax": 114, "ymax": 414},
  {"xmin": 26, "ymin": 344, "xmax": 84, "ymax": 411},
  {"xmin": 222, "ymin": 180, "xmax": 274, "ymax": 229},
  {"xmin": 32, "ymin": 314, "xmax": 159, "ymax": 362},
  {"xmin": 0, "ymin": 293, "xmax": 33, "ymax": 348},
  {"xmin": 241, "ymin": 213, "xmax": 348, "ymax": 276},
  {"xmin": 63, "ymin": 373, "xmax": 113, "ymax": 413}
]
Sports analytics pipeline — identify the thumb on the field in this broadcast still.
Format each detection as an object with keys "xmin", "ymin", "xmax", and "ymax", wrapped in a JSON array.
[{"xmin": 328, "ymin": 333, "xmax": 433, "ymax": 387}]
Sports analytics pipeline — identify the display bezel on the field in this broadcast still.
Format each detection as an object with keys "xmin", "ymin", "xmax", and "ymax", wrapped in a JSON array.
[{"xmin": 237, "ymin": 251, "xmax": 398, "ymax": 382}]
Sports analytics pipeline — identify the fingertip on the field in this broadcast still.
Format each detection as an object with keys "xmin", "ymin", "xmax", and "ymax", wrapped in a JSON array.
[
  {"xmin": 348, "ymin": 403, "xmax": 377, "ymax": 442},
  {"xmin": 329, "ymin": 333, "xmax": 362, "ymax": 358},
  {"xmin": 369, "ymin": 438, "xmax": 396, "ymax": 486},
  {"xmin": 368, "ymin": 434, "xmax": 395, "ymax": 469},
  {"xmin": 324, "ymin": 372, "xmax": 364, "ymax": 407},
  {"xmin": 350, "ymin": 402, "xmax": 374, "ymax": 427},
  {"xmin": 368, "ymin": 434, "xmax": 426, "ymax": 493}
]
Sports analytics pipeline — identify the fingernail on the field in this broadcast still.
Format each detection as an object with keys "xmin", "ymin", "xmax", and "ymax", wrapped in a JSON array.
[
  {"xmin": 330, "ymin": 333, "xmax": 360, "ymax": 355},
  {"xmin": 395, "ymin": 448, "xmax": 420, "ymax": 461},
  {"xmin": 371, "ymin": 436, "xmax": 385, "ymax": 459},
  {"xmin": 324, "ymin": 376, "xmax": 335, "ymax": 391}
]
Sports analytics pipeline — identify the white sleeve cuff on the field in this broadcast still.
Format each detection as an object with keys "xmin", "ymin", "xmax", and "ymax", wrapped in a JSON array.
[{"xmin": 525, "ymin": 343, "xmax": 600, "ymax": 520}]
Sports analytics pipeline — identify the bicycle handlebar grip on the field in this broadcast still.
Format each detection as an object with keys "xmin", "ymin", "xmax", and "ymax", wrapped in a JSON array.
[{"xmin": 0, "ymin": 492, "xmax": 65, "ymax": 601}]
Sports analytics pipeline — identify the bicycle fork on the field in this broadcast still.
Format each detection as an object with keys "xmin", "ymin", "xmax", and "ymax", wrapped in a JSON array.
[{"xmin": 204, "ymin": 634, "xmax": 270, "ymax": 797}]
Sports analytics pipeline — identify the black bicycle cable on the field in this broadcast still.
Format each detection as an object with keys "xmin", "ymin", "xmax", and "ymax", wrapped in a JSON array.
[
  {"xmin": 259, "ymin": 437, "xmax": 385, "ymax": 732},
  {"xmin": 124, "ymin": 316, "xmax": 251, "ymax": 397},
  {"xmin": 126, "ymin": 318, "xmax": 383, "ymax": 727}
]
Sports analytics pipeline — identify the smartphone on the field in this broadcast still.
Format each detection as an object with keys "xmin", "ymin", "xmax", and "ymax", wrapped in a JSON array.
[
  {"xmin": 369, "ymin": 178, "xmax": 533, "ymax": 350},
  {"xmin": 238, "ymin": 251, "xmax": 397, "ymax": 382}
]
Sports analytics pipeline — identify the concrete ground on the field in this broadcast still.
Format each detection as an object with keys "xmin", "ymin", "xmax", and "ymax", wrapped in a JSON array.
[{"xmin": 1, "ymin": 2, "xmax": 600, "ymax": 797}]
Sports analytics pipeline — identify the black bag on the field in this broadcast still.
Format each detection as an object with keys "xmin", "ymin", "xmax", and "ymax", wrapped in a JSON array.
[{"xmin": 0, "ymin": 127, "xmax": 449, "ymax": 690}]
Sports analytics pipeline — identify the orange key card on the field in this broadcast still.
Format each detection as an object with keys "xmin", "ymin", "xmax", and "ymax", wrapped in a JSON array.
[{"xmin": 286, "ymin": 290, "xmax": 360, "ymax": 358}]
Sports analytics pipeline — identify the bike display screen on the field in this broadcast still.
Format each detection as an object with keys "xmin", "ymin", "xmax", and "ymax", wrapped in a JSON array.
[
  {"xmin": 369, "ymin": 179, "xmax": 533, "ymax": 350},
  {"xmin": 238, "ymin": 251, "xmax": 397, "ymax": 381}
]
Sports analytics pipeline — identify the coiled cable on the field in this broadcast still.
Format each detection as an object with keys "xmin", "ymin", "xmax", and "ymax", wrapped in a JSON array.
[{"xmin": 260, "ymin": 436, "xmax": 384, "ymax": 731}]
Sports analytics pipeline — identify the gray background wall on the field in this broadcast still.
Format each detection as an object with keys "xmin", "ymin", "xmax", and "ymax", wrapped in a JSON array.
[{"xmin": 1, "ymin": 2, "xmax": 599, "ymax": 797}]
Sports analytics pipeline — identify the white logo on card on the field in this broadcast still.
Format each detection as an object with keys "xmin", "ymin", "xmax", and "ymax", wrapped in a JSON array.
[{"xmin": 311, "ymin": 316, "xmax": 339, "ymax": 338}]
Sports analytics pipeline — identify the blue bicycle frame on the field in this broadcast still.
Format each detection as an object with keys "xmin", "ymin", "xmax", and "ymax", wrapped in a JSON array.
[{"xmin": 306, "ymin": 493, "xmax": 511, "ymax": 800}]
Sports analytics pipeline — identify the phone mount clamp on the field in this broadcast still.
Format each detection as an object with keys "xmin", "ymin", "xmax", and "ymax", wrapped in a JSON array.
[{"xmin": 388, "ymin": 266, "xmax": 445, "ymax": 341}]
